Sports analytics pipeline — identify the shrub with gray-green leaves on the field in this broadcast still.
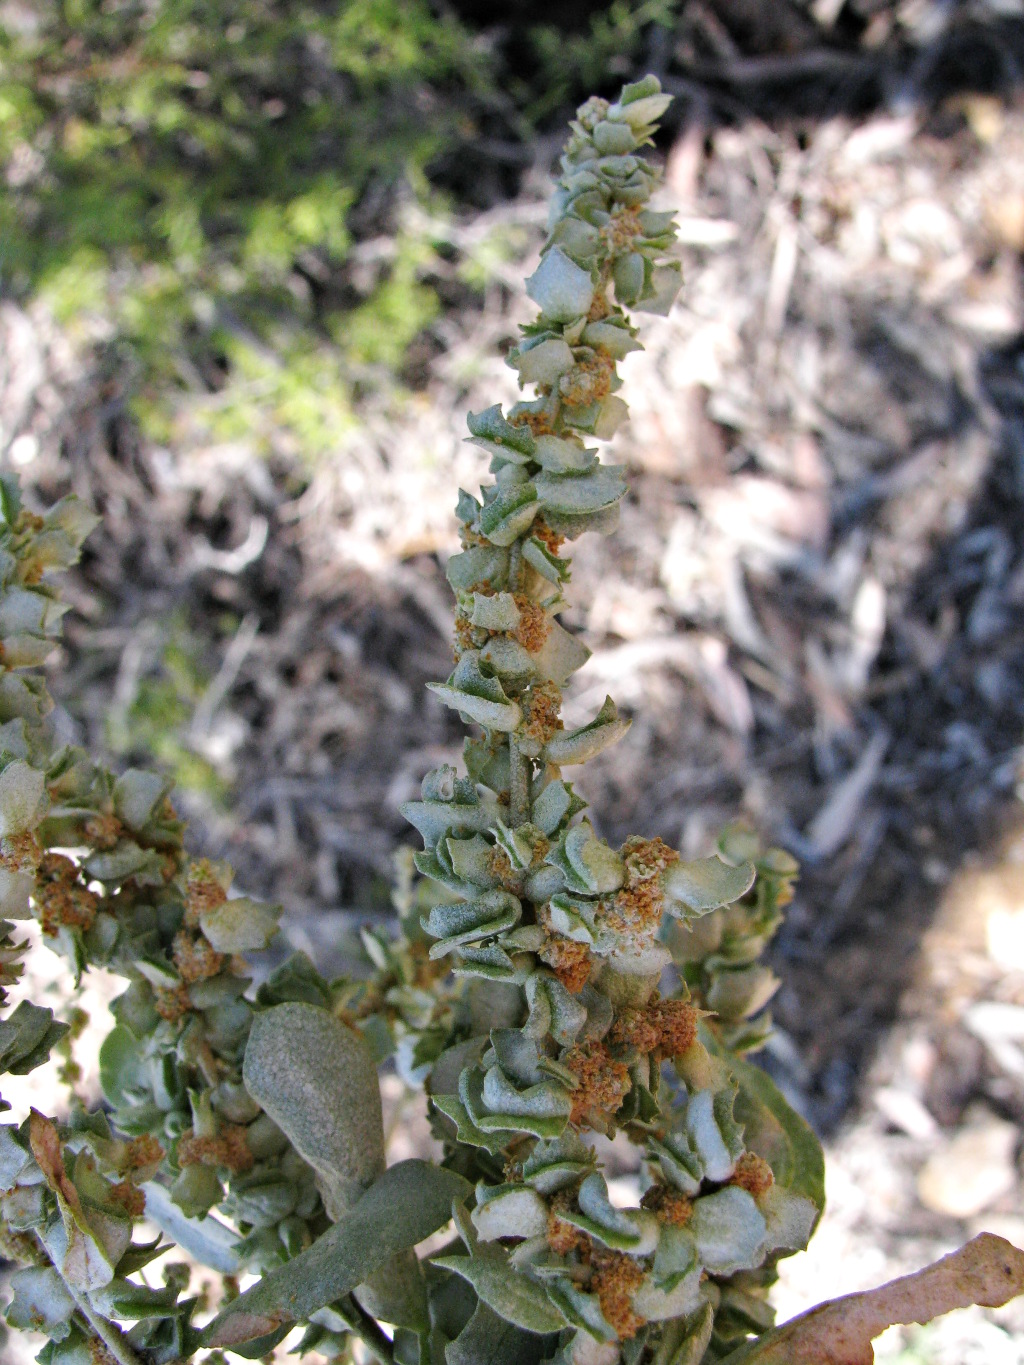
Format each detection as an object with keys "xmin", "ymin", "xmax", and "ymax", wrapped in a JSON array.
[{"xmin": 2, "ymin": 75, "xmax": 1023, "ymax": 1365}]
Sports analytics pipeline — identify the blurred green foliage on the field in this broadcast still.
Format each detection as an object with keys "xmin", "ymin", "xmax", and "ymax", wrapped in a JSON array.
[
  {"xmin": 0, "ymin": 0, "xmax": 487, "ymax": 452},
  {"xmin": 105, "ymin": 610, "xmax": 229, "ymax": 803},
  {"xmin": 0, "ymin": 1, "xmax": 682, "ymax": 461}
]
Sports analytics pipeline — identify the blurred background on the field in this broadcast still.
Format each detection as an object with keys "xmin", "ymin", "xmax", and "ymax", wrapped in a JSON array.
[{"xmin": 2, "ymin": 0, "xmax": 1024, "ymax": 1359}]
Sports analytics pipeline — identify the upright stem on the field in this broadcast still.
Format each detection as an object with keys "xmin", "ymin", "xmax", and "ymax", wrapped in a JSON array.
[
  {"xmin": 509, "ymin": 736, "xmax": 530, "ymax": 828},
  {"xmin": 507, "ymin": 540, "xmax": 523, "ymax": 593}
]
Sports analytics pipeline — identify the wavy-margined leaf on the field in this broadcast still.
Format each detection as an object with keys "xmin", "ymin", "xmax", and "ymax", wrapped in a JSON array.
[
  {"xmin": 424, "ymin": 891, "xmax": 523, "ymax": 960},
  {"xmin": 465, "ymin": 1061, "xmax": 572, "ymax": 1140},
  {"xmin": 428, "ymin": 651, "xmax": 523, "ymax": 731},
  {"xmin": 5, "ymin": 1266, "xmax": 75, "ymax": 1340},
  {"xmin": 477, "ymin": 484, "xmax": 539, "ymax": 548},
  {"xmin": 525, "ymin": 246, "xmax": 595, "ymax": 323},
  {"xmin": 548, "ymin": 821, "xmax": 624, "ymax": 895},
  {"xmin": 533, "ymin": 619, "xmax": 591, "ymax": 689},
  {"xmin": 434, "ymin": 1249, "xmax": 566, "ymax": 1335},
  {"xmin": 513, "ymin": 338, "xmax": 576, "ymax": 387},
  {"xmin": 432, "ymin": 1094, "xmax": 519, "ymax": 1155},
  {"xmin": 111, "ymin": 768, "xmax": 171, "ymax": 830},
  {"xmin": 198, "ymin": 896, "xmax": 280, "ymax": 953},
  {"xmin": 204, "ymin": 1160, "xmax": 470, "ymax": 1348},
  {"xmin": 242, "ymin": 1002, "xmax": 385, "ymax": 1221},
  {"xmin": 683, "ymin": 1086, "xmax": 744, "ymax": 1183},
  {"xmin": 543, "ymin": 696, "xmax": 631, "ymax": 766},
  {"xmin": 688, "ymin": 1187, "xmax": 767, "ymax": 1276},
  {"xmin": 560, "ymin": 1172, "xmax": 658, "ymax": 1254},
  {"xmin": 716, "ymin": 1235, "xmax": 1024, "ymax": 1365},
  {"xmin": 650, "ymin": 1303, "xmax": 715, "ymax": 1365},
  {"xmin": 472, "ymin": 1183, "xmax": 549, "ymax": 1241},
  {"xmin": 662, "ymin": 856, "xmax": 755, "ymax": 918},
  {"xmin": 467, "ymin": 405, "xmax": 536, "ymax": 460},
  {"xmin": 522, "ymin": 1132, "xmax": 596, "ymax": 1195},
  {"xmin": 534, "ymin": 465, "xmax": 626, "ymax": 517}
]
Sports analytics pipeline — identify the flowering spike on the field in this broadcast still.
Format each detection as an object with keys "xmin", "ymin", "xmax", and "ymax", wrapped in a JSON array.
[{"xmin": 401, "ymin": 78, "xmax": 823, "ymax": 1360}]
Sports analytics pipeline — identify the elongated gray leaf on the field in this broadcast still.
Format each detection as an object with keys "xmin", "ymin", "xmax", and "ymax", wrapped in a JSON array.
[{"xmin": 204, "ymin": 1160, "xmax": 470, "ymax": 1347}]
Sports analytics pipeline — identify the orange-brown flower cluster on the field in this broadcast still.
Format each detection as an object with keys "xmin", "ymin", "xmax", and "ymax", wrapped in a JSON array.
[
  {"xmin": 512, "ymin": 595, "xmax": 551, "ymax": 654},
  {"xmin": 590, "ymin": 1248, "xmax": 646, "ymax": 1340},
  {"xmin": 487, "ymin": 845, "xmax": 522, "ymax": 892},
  {"xmin": 183, "ymin": 859, "xmax": 228, "ymax": 928},
  {"xmin": 602, "ymin": 836, "xmax": 681, "ymax": 940},
  {"xmin": 83, "ymin": 813, "xmax": 122, "ymax": 852},
  {"xmin": 177, "ymin": 1124, "xmax": 253, "ymax": 1173},
  {"xmin": 564, "ymin": 1041, "xmax": 631, "ymax": 1125},
  {"xmin": 587, "ymin": 291, "xmax": 611, "ymax": 322},
  {"xmin": 610, "ymin": 1007, "xmax": 661, "ymax": 1053},
  {"xmin": 559, "ymin": 351, "xmax": 616, "ymax": 409},
  {"xmin": 509, "ymin": 410, "xmax": 556, "ymax": 438},
  {"xmin": 154, "ymin": 984, "xmax": 191, "ymax": 1022},
  {"xmin": 547, "ymin": 1194, "xmax": 591, "ymax": 1258},
  {"xmin": 539, "ymin": 935, "xmax": 591, "ymax": 994},
  {"xmin": 641, "ymin": 1182, "xmax": 693, "ymax": 1227},
  {"xmin": 622, "ymin": 836, "xmax": 679, "ymax": 885},
  {"xmin": 611, "ymin": 999, "xmax": 699, "ymax": 1058},
  {"xmin": 603, "ymin": 207, "xmax": 644, "ymax": 252},
  {"xmin": 648, "ymin": 999, "xmax": 699, "ymax": 1056},
  {"xmin": 0, "ymin": 831, "xmax": 40, "ymax": 873},
  {"xmin": 730, "ymin": 1152, "xmax": 774, "ymax": 1198},
  {"xmin": 529, "ymin": 515, "xmax": 565, "ymax": 555},
  {"xmin": 35, "ymin": 854, "xmax": 99, "ymax": 937},
  {"xmin": 603, "ymin": 879, "xmax": 663, "ymax": 939},
  {"xmin": 453, "ymin": 614, "xmax": 475, "ymax": 658},
  {"xmin": 172, "ymin": 929, "xmax": 224, "ymax": 984},
  {"xmin": 520, "ymin": 681, "xmax": 564, "ymax": 746},
  {"xmin": 125, "ymin": 1134, "xmax": 165, "ymax": 1173},
  {"xmin": 108, "ymin": 1179, "xmax": 146, "ymax": 1218}
]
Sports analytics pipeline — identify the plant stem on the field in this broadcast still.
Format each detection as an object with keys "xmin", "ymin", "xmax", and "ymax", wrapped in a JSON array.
[
  {"xmin": 65, "ymin": 1281, "xmax": 146, "ymax": 1365},
  {"xmin": 507, "ymin": 539, "xmax": 523, "ymax": 592},
  {"xmin": 342, "ymin": 1297, "xmax": 397, "ymax": 1365},
  {"xmin": 509, "ymin": 735, "xmax": 529, "ymax": 827}
]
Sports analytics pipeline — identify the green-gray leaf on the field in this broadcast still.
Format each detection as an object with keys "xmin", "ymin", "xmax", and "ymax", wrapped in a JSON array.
[
  {"xmin": 662, "ymin": 856, "xmax": 756, "ymax": 917},
  {"xmin": 446, "ymin": 1301, "xmax": 552, "ymax": 1365},
  {"xmin": 525, "ymin": 247, "xmax": 594, "ymax": 323},
  {"xmin": 434, "ymin": 1251, "xmax": 566, "ymax": 1335},
  {"xmin": 720, "ymin": 1038, "xmax": 826, "ymax": 1217},
  {"xmin": 204, "ymin": 1160, "xmax": 470, "ymax": 1347},
  {"xmin": 242, "ymin": 1002, "xmax": 385, "ymax": 1220}
]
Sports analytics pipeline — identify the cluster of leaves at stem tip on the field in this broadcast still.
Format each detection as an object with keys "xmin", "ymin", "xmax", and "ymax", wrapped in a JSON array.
[{"xmin": 1, "ymin": 74, "xmax": 1021, "ymax": 1365}]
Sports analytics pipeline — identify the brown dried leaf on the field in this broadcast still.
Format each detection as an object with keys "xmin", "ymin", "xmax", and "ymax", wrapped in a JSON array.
[
  {"xmin": 29, "ymin": 1110, "xmax": 84, "ymax": 1217},
  {"xmin": 720, "ymin": 1234, "xmax": 1024, "ymax": 1365},
  {"xmin": 29, "ymin": 1109, "xmax": 120, "ymax": 1291},
  {"xmin": 206, "ymin": 1312, "xmax": 283, "ymax": 1348}
]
